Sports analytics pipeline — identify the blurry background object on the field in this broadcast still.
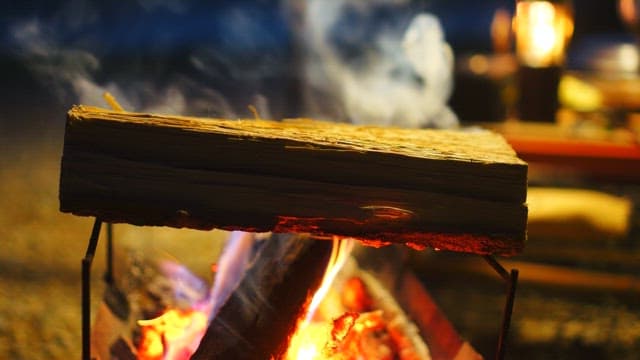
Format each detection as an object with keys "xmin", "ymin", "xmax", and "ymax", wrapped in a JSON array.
[
  {"xmin": 526, "ymin": 187, "xmax": 632, "ymax": 242},
  {"xmin": 514, "ymin": 0, "xmax": 574, "ymax": 122},
  {"xmin": 619, "ymin": 0, "xmax": 640, "ymax": 45},
  {"xmin": 448, "ymin": 7, "xmax": 518, "ymax": 123}
]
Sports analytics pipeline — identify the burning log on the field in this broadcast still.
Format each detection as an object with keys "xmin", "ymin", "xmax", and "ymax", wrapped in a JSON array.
[
  {"xmin": 60, "ymin": 106, "xmax": 528, "ymax": 255},
  {"xmin": 192, "ymin": 234, "xmax": 333, "ymax": 359}
]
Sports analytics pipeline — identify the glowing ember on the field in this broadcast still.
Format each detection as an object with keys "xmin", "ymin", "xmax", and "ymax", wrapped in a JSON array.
[
  {"xmin": 283, "ymin": 238, "xmax": 380, "ymax": 360},
  {"xmin": 283, "ymin": 244, "xmax": 431, "ymax": 360},
  {"xmin": 341, "ymin": 277, "xmax": 373, "ymax": 313},
  {"xmin": 330, "ymin": 312, "xmax": 359, "ymax": 344}
]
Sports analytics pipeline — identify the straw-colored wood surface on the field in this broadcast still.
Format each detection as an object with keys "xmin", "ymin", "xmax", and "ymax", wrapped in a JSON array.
[{"xmin": 60, "ymin": 106, "xmax": 528, "ymax": 255}]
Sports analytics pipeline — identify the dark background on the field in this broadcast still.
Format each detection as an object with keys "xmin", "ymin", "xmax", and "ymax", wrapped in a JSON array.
[{"xmin": 0, "ymin": 0, "xmax": 631, "ymax": 134}]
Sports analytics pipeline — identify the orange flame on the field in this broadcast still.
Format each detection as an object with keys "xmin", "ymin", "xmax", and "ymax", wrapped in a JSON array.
[
  {"xmin": 305, "ymin": 237, "xmax": 354, "ymax": 321},
  {"xmin": 137, "ymin": 236, "xmax": 359, "ymax": 360},
  {"xmin": 137, "ymin": 309, "xmax": 208, "ymax": 360},
  {"xmin": 284, "ymin": 238, "xmax": 367, "ymax": 360}
]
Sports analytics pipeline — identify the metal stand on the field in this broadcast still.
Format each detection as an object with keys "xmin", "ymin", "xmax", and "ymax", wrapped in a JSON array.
[
  {"xmin": 483, "ymin": 255, "xmax": 519, "ymax": 360},
  {"xmin": 81, "ymin": 219, "xmax": 114, "ymax": 360},
  {"xmin": 80, "ymin": 220, "xmax": 518, "ymax": 360}
]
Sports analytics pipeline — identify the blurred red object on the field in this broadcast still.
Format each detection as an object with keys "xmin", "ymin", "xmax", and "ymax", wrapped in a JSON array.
[{"xmin": 494, "ymin": 121, "xmax": 640, "ymax": 182}]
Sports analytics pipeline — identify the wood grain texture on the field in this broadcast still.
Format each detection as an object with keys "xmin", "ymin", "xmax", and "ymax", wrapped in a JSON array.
[{"xmin": 60, "ymin": 106, "xmax": 528, "ymax": 255}]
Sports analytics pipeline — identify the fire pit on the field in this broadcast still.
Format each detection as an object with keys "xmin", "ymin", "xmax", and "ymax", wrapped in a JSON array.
[{"xmin": 60, "ymin": 106, "xmax": 527, "ymax": 359}]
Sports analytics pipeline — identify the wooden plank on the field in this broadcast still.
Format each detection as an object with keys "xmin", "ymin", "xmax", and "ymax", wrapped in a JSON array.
[{"xmin": 60, "ymin": 105, "xmax": 528, "ymax": 255}]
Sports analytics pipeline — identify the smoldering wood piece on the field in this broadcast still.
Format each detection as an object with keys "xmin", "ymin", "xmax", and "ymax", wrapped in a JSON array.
[
  {"xmin": 60, "ymin": 105, "xmax": 528, "ymax": 255},
  {"xmin": 191, "ymin": 234, "xmax": 333, "ymax": 360},
  {"xmin": 109, "ymin": 337, "xmax": 137, "ymax": 360}
]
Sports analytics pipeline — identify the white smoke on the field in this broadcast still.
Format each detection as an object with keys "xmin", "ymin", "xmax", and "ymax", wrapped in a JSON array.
[
  {"xmin": 9, "ymin": 14, "xmax": 235, "ymax": 116},
  {"xmin": 10, "ymin": 19, "xmax": 108, "ymax": 106},
  {"xmin": 10, "ymin": 1, "xmax": 456, "ymax": 126},
  {"xmin": 302, "ymin": 0, "xmax": 458, "ymax": 128}
]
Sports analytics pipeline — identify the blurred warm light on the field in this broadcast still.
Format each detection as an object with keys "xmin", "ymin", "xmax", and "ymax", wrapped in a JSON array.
[
  {"xmin": 469, "ymin": 54, "xmax": 490, "ymax": 75},
  {"xmin": 514, "ymin": 1, "xmax": 573, "ymax": 67},
  {"xmin": 619, "ymin": 0, "xmax": 638, "ymax": 28},
  {"xmin": 617, "ymin": 44, "xmax": 640, "ymax": 72},
  {"xmin": 491, "ymin": 8, "xmax": 513, "ymax": 53}
]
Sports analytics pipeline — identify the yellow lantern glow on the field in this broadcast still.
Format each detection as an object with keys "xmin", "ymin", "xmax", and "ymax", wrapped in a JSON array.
[{"xmin": 514, "ymin": 1, "xmax": 574, "ymax": 67}]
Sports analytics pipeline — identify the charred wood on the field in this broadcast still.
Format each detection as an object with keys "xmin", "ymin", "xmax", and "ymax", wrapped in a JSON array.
[{"xmin": 192, "ymin": 234, "xmax": 333, "ymax": 359}]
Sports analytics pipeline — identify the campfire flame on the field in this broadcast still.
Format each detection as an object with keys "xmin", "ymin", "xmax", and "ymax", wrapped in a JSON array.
[
  {"xmin": 135, "ymin": 233, "xmax": 427, "ymax": 360},
  {"xmin": 134, "ymin": 234, "xmax": 358, "ymax": 360},
  {"xmin": 283, "ymin": 238, "xmax": 431, "ymax": 360},
  {"xmin": 282, "ymin": 237, "xmax": 432, "ymax": 360},
  {"xmin": 135, "ymin": 231, "xmax": 259, "ymax": 359},
  {"xmin": 282, "ymin": 237, "xmax": 355, "ymax": 360},
  {"xmin": 305, "ymin": 236, "xmax": 355, "ymax": 322}
]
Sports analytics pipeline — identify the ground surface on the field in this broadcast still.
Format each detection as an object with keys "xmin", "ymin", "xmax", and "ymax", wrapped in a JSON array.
[{"xmin": 0, "ymin": 128, "xmax": 225, "ymax": 359}]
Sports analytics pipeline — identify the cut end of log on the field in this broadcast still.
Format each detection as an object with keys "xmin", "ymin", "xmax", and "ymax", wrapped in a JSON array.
[{"xmin": 60, "ymin": 106, "xmax": 528, "ymax": 256}]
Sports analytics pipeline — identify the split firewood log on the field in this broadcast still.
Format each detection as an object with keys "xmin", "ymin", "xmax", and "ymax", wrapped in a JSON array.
[{"xmin": 60, "ymin": 106, "xmax": 527, "ymax": 255}]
